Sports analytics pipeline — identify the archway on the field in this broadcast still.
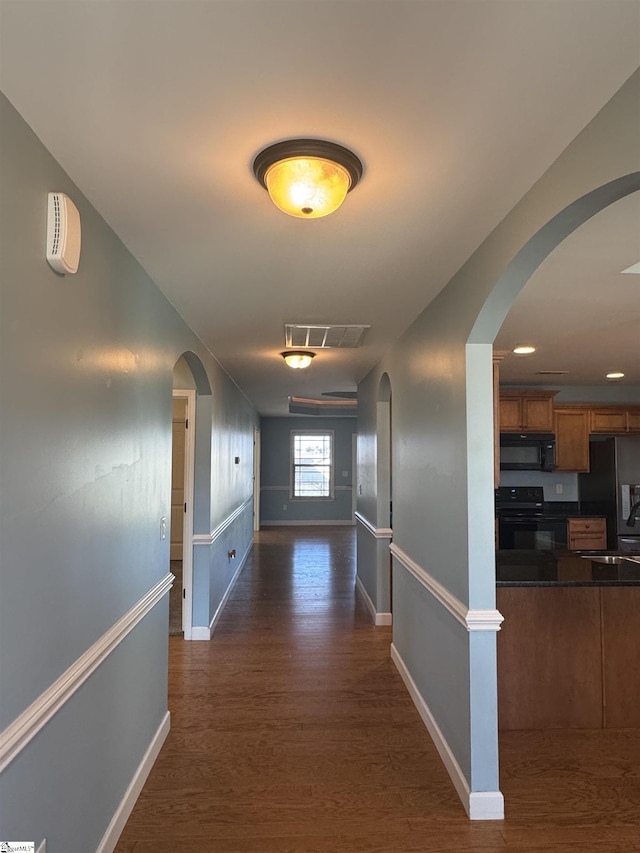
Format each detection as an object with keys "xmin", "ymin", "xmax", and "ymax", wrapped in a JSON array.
[{"xmin": 465, "ymin": 177, "xmax": 640, "ymax": 810}]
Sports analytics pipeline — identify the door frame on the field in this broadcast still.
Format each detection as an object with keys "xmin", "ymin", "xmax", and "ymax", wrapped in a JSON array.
[
  {"xmin": 253, "ymin": 427, "xmax": 261, "ymax": 532},
  {"xmin": 173, "ymin": 389, "xmax": 196, "ymax": 639}
]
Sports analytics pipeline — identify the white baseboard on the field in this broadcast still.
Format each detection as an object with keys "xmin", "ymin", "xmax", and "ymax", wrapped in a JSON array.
[
  {"xmin": 390, "ymin": 643, "xmax": 504, "ymax": 821},
  {"xmin": 355, "ymin": 576, "xmax": 392, "ymax": 626},
  {"xmin": 97, "ymin": 710, "xmax": 170, "ymax": 853},
  {"xmin": 190, "ymin": 541, "xmax": 251, "ymax": 641}
]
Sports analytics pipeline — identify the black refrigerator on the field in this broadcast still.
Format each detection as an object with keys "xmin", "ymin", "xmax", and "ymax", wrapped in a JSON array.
[{"xmin": 578, "ymin": 436, "xmax": 640, "ymax": 551}]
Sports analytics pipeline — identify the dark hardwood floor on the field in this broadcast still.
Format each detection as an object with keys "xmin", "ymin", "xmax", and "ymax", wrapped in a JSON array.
[{"xmin": 115, "ymin": 527, "xmax": 640, "ymax": 852}]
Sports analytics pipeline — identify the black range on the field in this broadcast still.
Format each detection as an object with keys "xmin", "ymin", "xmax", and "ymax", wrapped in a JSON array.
[{"xmin": 495, "ymin": 486, "xmax": 569, "ymax": 551}]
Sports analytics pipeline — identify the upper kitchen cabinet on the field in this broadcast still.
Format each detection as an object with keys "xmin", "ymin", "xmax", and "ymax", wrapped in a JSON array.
[
  {"xmin": 554, "ymin": 406, "xmax": 590, "ymax": 472},
  {"xmin": 499, "ymin": 390, "xmax": 557, "ymax": 433},
  {"xmin": 590, "ymin": 406, "xmax": 640, "ymax": 434}
]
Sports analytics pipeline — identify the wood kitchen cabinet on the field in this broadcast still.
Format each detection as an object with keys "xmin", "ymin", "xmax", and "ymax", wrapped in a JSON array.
[
  {"xmin": 554, "ymin": 406, "xmax": 590, "ymax": 472},
  {"xmin": 497, "ymin": 584, "xmax": 640, "ymax": 730},
  {"xmin": 497, "ymin": 586, "xmax": 603, "ymax": 730},
  {"xmin": 590, "ymin": 406, "xmax": 640, "ymax": 434},
  {"xmin": 499, "ymin": 390, "xmax": 557, "ymax": 432},
  {"xmin": 567, "ymin": 517, "xmax": 607, "ymax": 550}
]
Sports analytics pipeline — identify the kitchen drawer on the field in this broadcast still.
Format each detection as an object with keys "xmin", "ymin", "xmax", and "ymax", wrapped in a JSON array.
[
  {"xmin": 568, "ymin": 518, "xmax": 606, "ymax": 535},
  {"xmin": 569, "ymin": 533, "xmax": 607, "ymax": 550},
  {"xmin": 568, "ymin": 517, "xmax": 606, "ymax": 550}
]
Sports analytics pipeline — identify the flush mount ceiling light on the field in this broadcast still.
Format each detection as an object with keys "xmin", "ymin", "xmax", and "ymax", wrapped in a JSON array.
[
  {"xmin": 513, "ymin": 345, "xmax": 536, "ymax": 355},
  {"xmin": 253, "ymin": 139, "xmax": 363, "ymax": 218},
  {"xmin": 281, "ymin": 350, "xmax": 315, "ymax": 369},
  {"xmin": 606, "ymin": 371, "xmax": 625, "ymax": 381}
]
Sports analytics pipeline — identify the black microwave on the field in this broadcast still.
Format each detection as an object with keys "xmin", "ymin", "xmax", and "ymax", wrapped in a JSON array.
[{"xmin": 499, "ymin": 433, "xmax": 556, "ymax": 471}]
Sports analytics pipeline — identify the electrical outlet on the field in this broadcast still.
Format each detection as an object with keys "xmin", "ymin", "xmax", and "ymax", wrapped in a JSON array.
[
  {"xmin": 160, "ymin": 516, "xmax": 167, "ymax": 539},
  {"xmin": 555, "ymin": 483, "xmax": 564, "ymax": 495},
  {"xmin": 283, "ymin": 504, "xmax": 287, "ymax": 511}
]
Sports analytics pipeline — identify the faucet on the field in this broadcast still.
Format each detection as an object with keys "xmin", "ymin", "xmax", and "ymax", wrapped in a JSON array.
[{"xmin": 626, "ymin": 500, "xmax": 640, "ymax": 527}]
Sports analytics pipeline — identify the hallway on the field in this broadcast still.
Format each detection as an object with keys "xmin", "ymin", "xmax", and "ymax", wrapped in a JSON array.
[{"xmin": 115, "ymin": 527, "xmax": 640, "ymax": 852}]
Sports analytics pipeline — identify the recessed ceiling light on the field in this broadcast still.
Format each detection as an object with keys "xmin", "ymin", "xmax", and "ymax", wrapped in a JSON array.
[
  {"xmin": 513, "ymin": 345, "xmax": 536, "ymax": 355},
  {"xmin": 606, "ymin": 371, "xmax": 625, "ymax": 381},
  {"xmin": 621, "ymin": 262, "xmax": 640, "ymax": 274}
]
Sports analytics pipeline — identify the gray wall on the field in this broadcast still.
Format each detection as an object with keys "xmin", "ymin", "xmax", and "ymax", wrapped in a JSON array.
[
  {"xmin": 0, "ymin": 93, "xmax": 257, "ymax": 849},
  {"xmin": 357, "ymin": 70, "xmax": 640, "ymax": 809},
  {"xmin": 260, "ymin": 416, "xmax": 356, "ymax": 524}
]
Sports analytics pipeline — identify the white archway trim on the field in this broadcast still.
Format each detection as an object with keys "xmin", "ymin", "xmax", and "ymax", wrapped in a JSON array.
[
  {"xmin": 354, "ymin": 511, "xmax": 393, "ymax": 539},
  {"xmin": 389, "ymin": 543, "xmax": 503, "ymax": 632}
]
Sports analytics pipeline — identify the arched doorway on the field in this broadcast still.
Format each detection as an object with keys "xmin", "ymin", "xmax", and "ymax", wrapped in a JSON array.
[
  {"xmin": 171, "ymin": 352, "xmax": 212, "ymax": 640},
  {"xmin": 465, "ymin": 178, "xmax": 640, "ymax": 810}
]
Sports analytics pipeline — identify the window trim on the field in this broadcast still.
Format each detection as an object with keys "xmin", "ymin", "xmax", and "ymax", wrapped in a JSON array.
[{"xmin": 289, "ymin": 429, "xmax": 335, "ymax": 501}]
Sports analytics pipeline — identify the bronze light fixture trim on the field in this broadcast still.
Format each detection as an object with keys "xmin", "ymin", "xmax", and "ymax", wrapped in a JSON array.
[{"xmin": 253, "ymin": 139, "xmax": 363, "ymax": 218}]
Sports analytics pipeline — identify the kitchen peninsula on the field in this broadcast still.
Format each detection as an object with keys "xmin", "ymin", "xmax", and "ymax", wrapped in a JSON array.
[{"xmin": 496, "ymin": 549, "xmax": 640, "ymax": 732}]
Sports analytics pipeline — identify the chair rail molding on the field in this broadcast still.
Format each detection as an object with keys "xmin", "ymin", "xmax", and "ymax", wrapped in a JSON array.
[
  {"xmin": 354, "ymin": 511, "xmax": 393, "ymax": 539},
  {"xmin": 0, "ymin": 572, "xmax": 174, "ymax": 774},
  {"xmin": 192, "ymin": 497, "xmax": 253, "ymax": 546},
  {"xmin": 389, "ymin": 543, "xmax": 503, "ymax": 632}
]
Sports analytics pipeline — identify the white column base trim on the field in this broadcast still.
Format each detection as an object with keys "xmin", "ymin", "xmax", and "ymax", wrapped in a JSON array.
[
  {"xmin": 0, "ymin": 573, "xmax": 173, "ymax": 774},
  {"xmin": 354, "ymin": 511, "xmax": 393, "ymax": 539},
  {"xmin": 190, "ymin": 541, "xmax": 251, "ymax": 641},
  {"xmin": 390, "ymin": 643, "xmax": 504, "ymax": 821},
  {"xmin": 355, "ymin": 576, "xmax": 392, "ymax": 626},
  {"xmin": 389, "ymin": 543, "xmax": 503, "ymax": 632},
  {"xmin": 96, "ymin": 711, "xmax": 170, "ymax": 853}
]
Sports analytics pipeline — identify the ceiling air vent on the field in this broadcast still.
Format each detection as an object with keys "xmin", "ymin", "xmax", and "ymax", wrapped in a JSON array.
[
  {"xmin": 535, "ymin": 370, "xmax": 569, "ymax": 376},
  {"xmin": 285, "ymin": 324, "xmax": 370, "ymax": 349}
]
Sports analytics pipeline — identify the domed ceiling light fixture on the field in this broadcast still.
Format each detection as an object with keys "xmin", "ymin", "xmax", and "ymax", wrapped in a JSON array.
[
  {"xmin": 281, "ymin": 350, "xmax": 315, "ymax": 369},
  {"xmin": 253, "ymin": 139, "xmax": 363, "ymax": 218}
]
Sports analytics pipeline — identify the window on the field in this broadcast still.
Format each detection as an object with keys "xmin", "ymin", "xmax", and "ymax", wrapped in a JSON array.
[{"xmin": 290, "ymin": 431, "xmax": 334, "ymax": 499}]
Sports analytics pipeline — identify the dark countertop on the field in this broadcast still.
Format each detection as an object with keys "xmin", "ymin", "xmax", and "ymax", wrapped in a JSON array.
[{"xmin": 496, "ymin": 550, "xmax": 640, "ymax": 587}]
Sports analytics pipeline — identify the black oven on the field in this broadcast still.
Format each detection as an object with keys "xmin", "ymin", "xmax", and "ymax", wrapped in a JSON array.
[
  {"xmin": 496, "ymin": 486, "xmax": 567, "ymax": 551},
  {"xmin": 498, "ymin": 515, "xmax": 568, "ymax": 550}
]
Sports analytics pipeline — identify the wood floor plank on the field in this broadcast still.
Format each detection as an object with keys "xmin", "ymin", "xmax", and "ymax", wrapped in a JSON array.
[{"xmin": 115, "ymin": 527, "xmax": 640, "ymax": 852}]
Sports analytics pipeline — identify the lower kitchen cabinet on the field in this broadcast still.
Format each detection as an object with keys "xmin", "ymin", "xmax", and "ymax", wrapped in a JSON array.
[
  {"xmin": 497, "ymin": 585, "xmax": 640, "ymax": 730},
  {"xmin": 567, "ymin": 516, "xmax": 607, "ymax": 550}
]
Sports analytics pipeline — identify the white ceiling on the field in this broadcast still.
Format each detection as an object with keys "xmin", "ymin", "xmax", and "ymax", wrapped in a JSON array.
[
  {"xmin": 496, "ymin": 192, "xmax": 640, "ymax": 387},
  {"xmin": 1, "ymin": 1, "xmax": 638, "ymax": 414}
]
